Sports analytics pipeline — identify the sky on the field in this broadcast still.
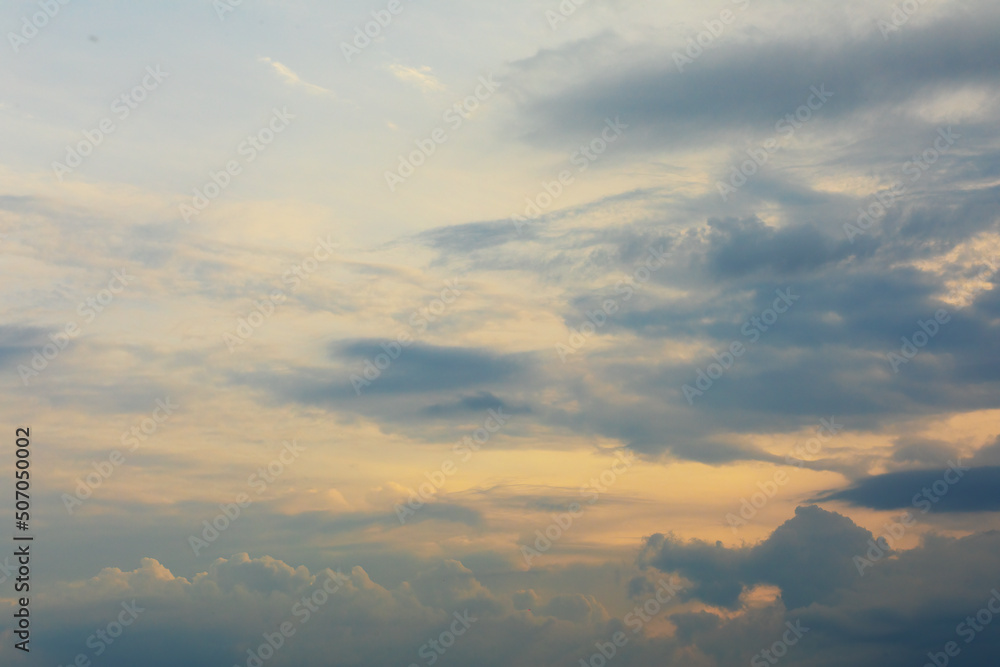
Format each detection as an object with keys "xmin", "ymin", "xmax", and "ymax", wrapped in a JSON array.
[{"xmin": 2, "ymin": 0, "xmax": 1000, "ymax": 665}]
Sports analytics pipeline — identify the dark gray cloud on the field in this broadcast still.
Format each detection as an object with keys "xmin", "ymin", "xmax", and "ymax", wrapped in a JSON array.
[
  {"xmin": 640, "ymin": 506, "xmax": 873, "ymax": 610},
  {"xmin": 230, "ymin": 342, "xmax": 536, "ymax": 434},
  {"xmin": 420, "ymin": 391, "xmax": 532, "ymax": 418},
  {"xmin": 703, "ymin": 217, "xmax": 854, "ymax": 278},
  {"xmin": 506, "ymin": 3, "xmax": 1000, "ymax": 151},
  {"xmin": 331, "ymin": 341, "xmax": 530, "ymax": 396},
  {"xmin": 817, "ymin": 465, "xmax": 1000, "ymax": 512},
  {"xmin": 637, "ymin": 506, "xmax": 1000, "ymax": 666}
]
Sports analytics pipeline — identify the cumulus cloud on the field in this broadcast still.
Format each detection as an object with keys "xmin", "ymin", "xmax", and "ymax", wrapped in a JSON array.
[{"xmin": 8, "ymin": 508, "xmax": 1000, "ymax": 666}]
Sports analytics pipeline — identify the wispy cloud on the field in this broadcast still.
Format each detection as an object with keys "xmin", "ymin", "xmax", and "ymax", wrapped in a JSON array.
[
  {"xmin": 387, "ymin": 63, "xmax": 446, "ymax": 92},
  {"xmin": 258, "ymin": 56, "xmax": 333, "ymax": 96}
]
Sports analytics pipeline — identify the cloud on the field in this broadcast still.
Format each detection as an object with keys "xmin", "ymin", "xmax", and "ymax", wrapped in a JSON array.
[
  {"xmin": 506, "ymin": 2, "xmax": 1000, "ymax": 152},
  {"xmin": 0, "ymin": 325, "xmax": 49, "ymax": 367},
  {"xmin": 331, "ymin": 341, "xmax": 529, "ymax": 394},
  {"xmin": 259, "ymin": 57, "xmax": 333, "ymax": 96},
  {"xmin": 387, "ymin": 63, "xmax": 445, "ymax": 92},
  {"xmin": 12, "ymin": 508, "xmax": 1000, "ymax": 666},
  {"xmin": 420, "ymin": 391, "xmax": 533, "ymax": 418},
  {"xmin": 636, "ymin": 505, "xmax": 1000, "ymax": 665},
  {"xmin": 7, "ymin": 4, "xmax": 1000, "ymax": 665},
  {"xmin": 640, "ymin": 505, "xmax": 874, "ymax": 610},
  {"xmin": 702, "ymin": 217, "xmax": 853, "ymax": 279},
  {"xmin": 817, "ymin": 465, "xmax": 1000, "ymax": 512},
  {"xmin": 0, "ymin": 553, "xmax": 621, "ymax": 667}
]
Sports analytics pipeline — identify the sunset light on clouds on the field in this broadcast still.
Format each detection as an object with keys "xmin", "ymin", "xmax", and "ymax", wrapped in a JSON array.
[{"xmin": 2, "ymin": 0, "xmax": 1000, "ymax": 665}]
